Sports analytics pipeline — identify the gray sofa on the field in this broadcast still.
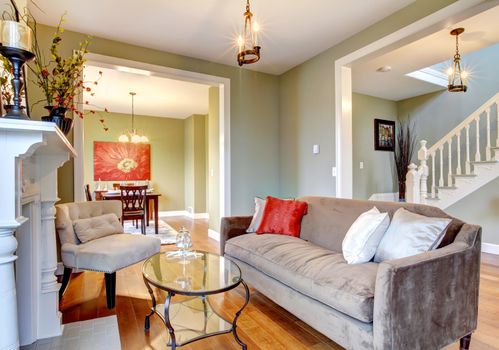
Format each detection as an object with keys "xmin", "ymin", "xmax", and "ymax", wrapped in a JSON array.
[{"xmin": 220, "ymin": 196, "xmax": 481, "ymax": 350}]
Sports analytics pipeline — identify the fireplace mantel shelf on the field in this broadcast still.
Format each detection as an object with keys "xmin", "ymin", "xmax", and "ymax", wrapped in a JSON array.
[{"xmin": 0, "ymin": 118, "xmax": 76, "ymax": 349}]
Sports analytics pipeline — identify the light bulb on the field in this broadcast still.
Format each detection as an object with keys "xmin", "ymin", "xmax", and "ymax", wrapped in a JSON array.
[
  {"xmin": 140, "ymin": 135, "xmax": 149, "ymax": 143},
  {"xmin": 131, "ymin": 134, "xmax": 141, "ymax": 143},
  {"xmin": 118, "ymin": 134, "xmax": 129, "ymax": 142},
  {"xmin": 253, "ymin": 22, "xmax": 260, "ymax": 32},
  {"xmin": 237, "ymin": 35, "xmax": 244, "ymax": 51},
  {"xmin": 446, "ymin": 67, "xmax": 454, "ymax": 76},
  {"xmin": 461, "ymin": 71, "xmax": 468, "ymax": 79}
]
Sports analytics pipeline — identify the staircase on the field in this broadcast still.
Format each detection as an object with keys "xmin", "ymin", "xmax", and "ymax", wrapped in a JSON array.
[{"xmin": 406, "ymin": 92, "xmax": 499, "ymax": 209}]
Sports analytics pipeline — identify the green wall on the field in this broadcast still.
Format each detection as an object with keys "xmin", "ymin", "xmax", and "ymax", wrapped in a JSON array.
[
  {"xmin": 184, "ymin": 114, "xmax": 207, "ymax": 213},
  {"xmin": 84, "ymin": 112, "xmax": 185, "ymax": 211},
  {"xmin": 278, "ymin": 0, "xmax": 457, "ymax": 198},
  {"xmin": 352, "ymin": 93, "xmax": 398, "ymax": 199},
  {"xmin": 28, "ymin": 23, "xmax": 280, "ymax": 218},
  {"xmin": 208, "ymin": 87, "xmax": 220, "ymax": 231}
]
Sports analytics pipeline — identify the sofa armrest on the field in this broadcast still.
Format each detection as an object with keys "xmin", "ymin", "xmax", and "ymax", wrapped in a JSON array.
[
  {"xmin": 220, "ymin": 216, "xmax": 253, "ymax": 255},
  {"xmin": 373, "ymin": 224, "xmax": 481, "ymax": 350}
]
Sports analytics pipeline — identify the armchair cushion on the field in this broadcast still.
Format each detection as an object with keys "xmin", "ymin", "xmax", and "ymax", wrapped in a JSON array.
[
  {"xmin": 61, "ymin": 234, "xmax": 160, "ymax": 273},
  {"xmin": 73, "ymin": 213, "xmax": 123, "ymax": 243}
]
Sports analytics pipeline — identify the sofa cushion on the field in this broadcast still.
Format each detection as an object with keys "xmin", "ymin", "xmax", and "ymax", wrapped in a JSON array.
[
  {"xmin": 256, "ymin": 196, "xmax": 308, "ymax": 237},
  {"xmin": 73, "ymin": 213, "xmax": 123, "ymax": 243},
  {"xmin": 61, "ymin": 234, "xmax": 161, "ymax": 273},
  {"xmin": 225, "ymin": 233, "xmax": 378, "ymax": 323},
  {"xmin": 298, "ymin": 196, "xmax": 465, "ymax": 252}
]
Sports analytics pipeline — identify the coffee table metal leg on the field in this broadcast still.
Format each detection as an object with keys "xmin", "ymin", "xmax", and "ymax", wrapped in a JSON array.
[
  {"xmin": 232, "ymin": 280, "xmax": 250, "ymax": 350},
  {"xmin": 143, "ymin": 278, "xmax": 156, "ymax": 331},
  {"xmin": 164, "ymin": 292, "xmax": 177, "ymax": 350}
]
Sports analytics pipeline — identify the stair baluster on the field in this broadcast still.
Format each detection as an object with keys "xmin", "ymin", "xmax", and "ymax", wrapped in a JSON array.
[
  {"xmin": 456, "ymin": 131, "xmax": 462, "ymax": 175},
  {"xmin": 475, "ymin": 117, "xmax": 481, "ymax": 162},
  {"xmin": 418, "ymin": 140, "xmax": 428, "ymax": 202},
  {"xmin": 496, "ymin": 102, "xmax": 499, "ymax": 147},
  {"xmin": 486, "ymin": 108, "xmax": 491, "ymax": 160},
  {"xmin": 465, "ymin": 125, "xmax": 471, "ymax": 174},
  {"xmin": 431, "ymin": 152, "xmax": 436, "ymax": 198},
  {"xmin": 448, "ymin": 138, "xmax": 453, "ymax": 186},
  {"xmin": 439, "ymin": 146, "xmax": 444, "ymax": 187}
]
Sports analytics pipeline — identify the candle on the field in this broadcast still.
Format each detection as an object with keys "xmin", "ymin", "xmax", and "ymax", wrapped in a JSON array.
[{"xmin": 0, "ymin": 20, "xmax": 33, "ymax": 52}]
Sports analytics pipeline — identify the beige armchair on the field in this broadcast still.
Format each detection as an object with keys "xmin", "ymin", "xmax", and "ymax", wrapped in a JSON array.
[{"xmin": 55, "ymin": 200, "xmax": 161, "ymax": 309}]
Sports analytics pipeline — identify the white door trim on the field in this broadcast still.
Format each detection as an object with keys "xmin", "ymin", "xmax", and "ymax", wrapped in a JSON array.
[
  {"xmin": 74, "ymin": 53, "xmax": 231, "ymax": 217},
  {"xmin": 333, "ymin": 0, "xmax": 491, "ymax": 198}
]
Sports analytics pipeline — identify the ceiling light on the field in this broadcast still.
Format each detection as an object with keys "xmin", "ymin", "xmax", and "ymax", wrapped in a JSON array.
[
  {"xmin": 237, "ymin": 0, "xmax": 261, "ymax": 66},
  {"xmin": 447, "ymin": 28, "xmax": 467, "ymax": 93},
  {"xmin": 376, "ymin": 65, "xmax": 392, "ymax": 73},
  {"xmin": 118, "ymin": 92, "xmax": 149, "ymax": 143}
]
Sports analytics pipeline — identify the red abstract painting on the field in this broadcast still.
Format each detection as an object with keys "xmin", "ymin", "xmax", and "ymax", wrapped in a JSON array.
[{"xmin": 94, "ymin": 141, "xmax": 151, "ymax": 181}]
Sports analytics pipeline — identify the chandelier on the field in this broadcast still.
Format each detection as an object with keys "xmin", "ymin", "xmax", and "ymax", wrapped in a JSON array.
[
  {"xmin": 446, "ymin": 28, "xmax": 468, "ymax": 93},
  {"xmin": 237, "ymin": 0, "xmax": 261, "ymax": 66},
  {"xmin": 118, "ymin": 92, "xmax": 149, "ymax": 143}
]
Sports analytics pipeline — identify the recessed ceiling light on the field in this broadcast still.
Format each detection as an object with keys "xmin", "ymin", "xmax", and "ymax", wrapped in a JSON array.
[{"xmin": 376, "ymin": 65, "xmax": 392, "ymax": 73}]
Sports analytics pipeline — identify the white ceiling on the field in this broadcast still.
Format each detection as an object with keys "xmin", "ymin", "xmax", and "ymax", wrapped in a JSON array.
[
  {"xmin": 29, "ymin": 0, "xmax": 414, "ymax": 75},
  {"xmin": 352, "ymin": 5, "xmax": 499, "ymax": 101},
  {"xmin": 83, "ymin": 65, "xmax": 209, "ymax": 118}
]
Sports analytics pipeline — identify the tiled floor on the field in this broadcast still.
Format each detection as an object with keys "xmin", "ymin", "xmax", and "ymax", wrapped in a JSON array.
[{"xmin": 21, "ymin": 316, "xmax": 121, "ymax": 350}]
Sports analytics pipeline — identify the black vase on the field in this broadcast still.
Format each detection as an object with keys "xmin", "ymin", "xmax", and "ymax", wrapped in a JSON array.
[{"xmin": 41, "ymin": 106, "xmax": 74, "ymax": 135}]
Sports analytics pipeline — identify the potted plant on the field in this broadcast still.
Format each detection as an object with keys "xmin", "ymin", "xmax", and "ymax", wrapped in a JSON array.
[
  {"xmin": 28, "ymin": 15, "xmax": 107, "ymax": 134},
  {"xmin": 394, "ymin": 119, "xmax": 417, "ymax": 201}
]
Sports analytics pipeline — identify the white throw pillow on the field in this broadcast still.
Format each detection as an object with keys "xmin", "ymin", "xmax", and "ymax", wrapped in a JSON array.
[
  {"xmin": 342, "ymin": 207, "xmax": 390, "ymax": 264},
  {"xmin": 374, "ymin": 208, "xmax": 451, "ymax": 262},
  {"xmin": 73, "ymin": 213, "xmax": 123, "ymax": 243},
  {"xmin": 247, "ymin": 197, "xmax": 266, "ymax": 233}
]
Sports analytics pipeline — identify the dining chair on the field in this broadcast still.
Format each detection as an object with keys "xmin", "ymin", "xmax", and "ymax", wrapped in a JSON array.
[
  {"xmin": 85, "ymin": 184, "xmax": 93, "ymax": 201},
  {"xmin": 120, "ymin": 185, "xmax": 148, "ymax": 234}
]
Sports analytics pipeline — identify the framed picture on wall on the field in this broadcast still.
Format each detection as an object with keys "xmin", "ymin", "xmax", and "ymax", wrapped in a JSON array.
[
  {"xmin": 94, "ymin": 141, "xmax": 151, "ymax": 180},
  {"xmin": 374, "ymin": 119, "xmax": 395, "ymax": 151}
]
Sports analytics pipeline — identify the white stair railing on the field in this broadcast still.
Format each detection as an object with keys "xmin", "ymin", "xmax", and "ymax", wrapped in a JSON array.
[{"xmin": 407, "ymin": 92, "xmax": 499, "ymax": 204}]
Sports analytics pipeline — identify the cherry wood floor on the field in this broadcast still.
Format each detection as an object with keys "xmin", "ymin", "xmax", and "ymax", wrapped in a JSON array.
[{"xmin": 60, "ymin": 217, "xmax": 499, "ymax": 350}]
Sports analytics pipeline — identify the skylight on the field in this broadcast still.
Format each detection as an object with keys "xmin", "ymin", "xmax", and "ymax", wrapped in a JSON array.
[{"xmin": 405, "ymin": 67, "xmax": 447, "ymax": 87}]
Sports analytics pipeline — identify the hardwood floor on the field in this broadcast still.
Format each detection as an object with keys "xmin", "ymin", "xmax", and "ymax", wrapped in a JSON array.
[{"xmin": 60, "ymin": 217, "xmax": 499, "ymax": 350}]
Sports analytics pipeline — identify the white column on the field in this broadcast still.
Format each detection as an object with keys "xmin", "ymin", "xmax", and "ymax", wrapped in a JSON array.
[
  {"xmin": 406, "ymin": 163, "xmax": 420, "ymax": 203},
  {"xmin": 0, "ymin": 226, "xmax": 20, "ymax": 350},
  {"xmin": 36, "ymin": 155, "xmax": 67, "ymax": 338},
  {"xmin": 417, "ymin": 140, "xmax": 428, "ymax": 202},
  {"xmin": 496, "ymin": 102, "xmax": 499, "ymax": 147}
]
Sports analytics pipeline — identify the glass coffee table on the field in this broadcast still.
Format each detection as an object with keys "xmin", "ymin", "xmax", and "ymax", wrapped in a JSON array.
[{"xmin": 142, "ymin": 251, "xmax": 249, "ymax": 349}]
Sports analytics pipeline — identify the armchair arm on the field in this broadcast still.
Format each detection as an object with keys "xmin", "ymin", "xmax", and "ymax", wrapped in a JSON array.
[
  {"xmin": 220, "ymin": 216, "xmax": 253, "ymax": 255},
  {"xmin": 373, "ymin": 224, "xmax": 481, "ymax": 350}
]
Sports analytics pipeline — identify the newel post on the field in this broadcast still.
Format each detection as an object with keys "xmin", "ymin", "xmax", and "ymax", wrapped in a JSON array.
[
  {"xmin": 417, "ymin": 140, "xmax": 429, "ymax": 202},
  {"xmin": 406, "ymin": 163, "xmax": 421, "ymax": 203}
]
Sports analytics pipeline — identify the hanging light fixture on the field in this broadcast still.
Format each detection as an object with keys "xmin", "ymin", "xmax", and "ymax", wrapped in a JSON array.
[
  {"xmin": 118, "ymin": 92, "xmax": 149, "ymax": 143},
  {"xmin": 237, "ymin": 0, "xmax": 261, "ymax": 66},
  {"xmin": 446, "ymin": 28, "xmax": 468, "ymax": 93}
]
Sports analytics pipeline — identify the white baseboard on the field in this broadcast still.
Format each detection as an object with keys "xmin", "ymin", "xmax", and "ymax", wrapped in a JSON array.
[
  {"xmin": 482, "ymin": 243, "xmax": 499, "ymax": 255},
  {"xmin": 158, "ymin": 210, "xmax": 209, "ymax": 219},
  {"xmin": 208, "ymin": 229, "xmax": 220, "ymax": 241}
]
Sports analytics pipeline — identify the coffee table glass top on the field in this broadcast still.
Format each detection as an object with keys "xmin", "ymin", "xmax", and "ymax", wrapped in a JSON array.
[{"xmin": 142, "ymin": 251, "xmax": 242, "ymax": 295}]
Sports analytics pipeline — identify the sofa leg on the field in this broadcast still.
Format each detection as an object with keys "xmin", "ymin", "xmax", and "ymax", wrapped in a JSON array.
[
  {"xmin": 105, "ymin": 272, "xmax": 116, "ymax": 309},
  {"xmin": 59, "ymin": 267, "xmax": 72, "ymax": 301},
  {"xmin": 460, "ymin": 334, "xmax": 471, "ymax": 350}
]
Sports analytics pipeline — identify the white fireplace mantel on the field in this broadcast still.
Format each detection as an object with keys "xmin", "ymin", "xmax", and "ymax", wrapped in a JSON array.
[{"xmin": 0, "ymin": 118, "xmax": 76, "ymax": 349}]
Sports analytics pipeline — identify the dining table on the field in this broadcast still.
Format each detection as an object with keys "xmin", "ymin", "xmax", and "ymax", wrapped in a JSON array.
[{"xmin": 100, "ymin": 191, "xmax": 162, "ymax": 235}]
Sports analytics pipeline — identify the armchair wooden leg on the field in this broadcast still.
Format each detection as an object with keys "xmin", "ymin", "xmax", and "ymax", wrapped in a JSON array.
[
  {"xmin": 59, "ymin": 267, "xmax": 72, "ymax": 301},
  {"xmin": 105, "ymin": 272, "xmax": 116, "ymax": 309},
  {"xmin": 460, "ymin": 334, "xmax": 471, "ymax": 350}
]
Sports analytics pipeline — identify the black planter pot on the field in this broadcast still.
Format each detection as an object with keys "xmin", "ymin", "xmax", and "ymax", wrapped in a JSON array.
[{"xmin": 41, "ymin": 106, "xmax": 74, "ymax": 135}]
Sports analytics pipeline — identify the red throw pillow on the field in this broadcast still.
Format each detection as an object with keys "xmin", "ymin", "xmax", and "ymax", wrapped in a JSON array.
[{"xmin": 256, "ymin": 196, "xmax": 308, "ymax": 237}]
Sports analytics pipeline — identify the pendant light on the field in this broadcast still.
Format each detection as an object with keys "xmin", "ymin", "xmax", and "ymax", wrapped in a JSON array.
[
  {"xmin": 237, "ymin": 0, "xmax": 261, "ymax": 66},
  {"xmin": 446, "ymin": 28, "xmax": 468, "ymax": 93},
  {"xmin": 118, "ymin": 92, "xmax": 149, "ymax": 143}
]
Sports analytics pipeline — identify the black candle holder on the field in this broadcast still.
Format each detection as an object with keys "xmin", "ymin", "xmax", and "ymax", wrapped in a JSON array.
[{"xmin": 0, "ymin": 46, "xmax": 35, "ymax": 119}]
